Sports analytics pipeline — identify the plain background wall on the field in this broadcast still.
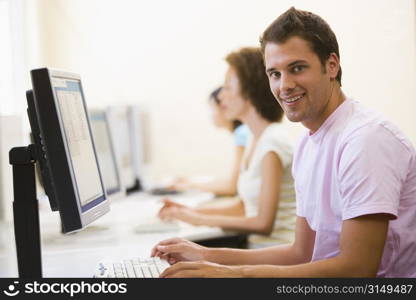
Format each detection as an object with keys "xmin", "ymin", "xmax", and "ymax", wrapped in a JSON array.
[{"xmin": 22, "ymin": 0, "xmax": 416, "ymax": 180}]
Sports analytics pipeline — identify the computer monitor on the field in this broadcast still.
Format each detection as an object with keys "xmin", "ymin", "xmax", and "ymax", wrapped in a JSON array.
[
  {"xmin": 27, "ymin": 68, "xmax": 110, "ymax": 233},
  {"xmin": 89, "ymin": 109, "xmax": 124, "ymax": 199},
  {"xmin": 126, "ymin": 105, "xmax": 149, "ymax": 192},
  {"xmin": 127, "ymin": 105, "xmax": 151, "ymax": 177},
  {"xmin": 126, "ymin": 105, "xmax": 182, "ymax": 196},
  {"xmin": 106, "ymin": 106, "xmax": 136, "ymax": 191}
]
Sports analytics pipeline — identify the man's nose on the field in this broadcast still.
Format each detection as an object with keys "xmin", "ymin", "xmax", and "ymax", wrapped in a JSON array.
[{"xmin": 280, "ymin": 73, "xmax": 296, "ymax": 93}]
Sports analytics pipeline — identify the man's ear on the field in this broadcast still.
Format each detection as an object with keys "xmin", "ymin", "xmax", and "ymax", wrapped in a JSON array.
[{"xmin": 327, "ymin": 53, "xmax": 340, "ymax": 80}]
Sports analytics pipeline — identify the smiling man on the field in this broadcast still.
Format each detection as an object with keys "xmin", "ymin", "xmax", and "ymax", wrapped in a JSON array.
[
  {"xmin": 264, "ymin": 37, "xmax": 344, "ymax": 132},
  {"xmin": 151, "ymin": 7, "xmax": 416, "ymax": 278}
]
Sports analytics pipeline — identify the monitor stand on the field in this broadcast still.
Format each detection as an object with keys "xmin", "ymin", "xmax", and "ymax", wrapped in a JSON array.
[
  {"xmin": 126, "ymin": 177, "xmax": 143, "ymax": 194},
  {"xmin": 9, "ymin": 144, "xmax": 42, "ymax": 278}
]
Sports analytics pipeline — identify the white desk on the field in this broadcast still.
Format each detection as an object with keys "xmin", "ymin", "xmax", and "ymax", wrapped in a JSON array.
[{"xmin": 0, "ymin": 192, "xmax": 241, "ymax": 277}]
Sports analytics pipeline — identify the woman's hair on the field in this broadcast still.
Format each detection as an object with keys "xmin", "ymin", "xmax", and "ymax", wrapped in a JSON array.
[
  {"xmin": 225, "ymin": 47, "xmax": 283, "ymax": 122},
  {"xmin": 209, "ymin": 86, "xmax": 242, "ymax": 130}
]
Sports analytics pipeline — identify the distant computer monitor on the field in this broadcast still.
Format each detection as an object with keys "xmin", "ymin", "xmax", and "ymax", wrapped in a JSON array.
[
  {"xmin": 126, "ymin": 105, "xmax": 150, "ymax": 192},
  {"xmin": 89, "ymin": 109, "xmax": 124, "ymax": 199},
  {"xmin": 27, "ymin": 68, "xmax": 109, "ymax": 233},
  {"xmin": 127, "ymin": 105, "xmax": 148, "ymax": 179},
  {"xmin": 106, "ymin": 106, "xmax": 136, "ymax": 191}
]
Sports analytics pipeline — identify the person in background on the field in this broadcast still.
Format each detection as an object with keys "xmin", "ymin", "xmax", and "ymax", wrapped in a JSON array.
[
  {"xmin": 152, "ymin": 7, "xmax": 416, "ymax": 278},
  {"xmin": 159, "ymin": 47, "xmax": 296, "ymax": 248},
  {"xmin": 171, "ymin": 86, "xmax": 249, "ymax": 196}
]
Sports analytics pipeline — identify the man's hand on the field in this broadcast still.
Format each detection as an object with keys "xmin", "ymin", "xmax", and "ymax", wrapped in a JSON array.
[{"xmin": 160, "ymin": 261, "xmax": 243, "ymax": 278}]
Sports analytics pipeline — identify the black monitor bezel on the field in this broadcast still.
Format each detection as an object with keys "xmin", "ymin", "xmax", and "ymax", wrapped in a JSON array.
[{"xmin": 30, "ymin": 68, "xmax": 109, "ymax": 233}]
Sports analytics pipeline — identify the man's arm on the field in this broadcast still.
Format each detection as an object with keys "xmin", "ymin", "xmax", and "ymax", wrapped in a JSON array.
[
  {"xmin": 238, "ymin": 214, "xmax": 389, "ymax": 277},
  {"xmin": 159, "ymin": 214, "xmax": 389, "ymax": 277}
]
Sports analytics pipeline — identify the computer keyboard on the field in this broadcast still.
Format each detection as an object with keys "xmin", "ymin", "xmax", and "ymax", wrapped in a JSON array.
[
  {"xmin": 94, "ymin": 257, "xmax": 170, "ymax": 278},
  {"xmin": 149, "ymin": 187, "xmax": 181, "ymax": 196}
]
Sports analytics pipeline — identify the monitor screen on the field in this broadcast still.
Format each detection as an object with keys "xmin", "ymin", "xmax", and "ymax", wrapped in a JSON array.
[
  {"xmin": 127, "ymin": 105, "xmax": 146, "ymax": 178},
  {"xmin": 29, "ymin": 68, "xmax": 109, "ymax": 233},
  {"xmin": 52, "ymin": 78, "xmax": 104, "ymax": 210},
  {"xmin": 89, "ymin": 110, "xmax": 122, "ymax": 197},
  {"xmin": 106, "ymin": 106, "xmax": 136, "ymax": 189}
]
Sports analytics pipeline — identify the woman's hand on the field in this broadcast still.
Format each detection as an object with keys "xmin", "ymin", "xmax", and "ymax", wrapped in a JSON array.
[
  {"xmin": 168, "ymin": 178, "xmax": 194, "ymax": 192},
  {"xmin": 151, "ymin": 237, "xmax": 207, "ymax": 265},
  {"xmin": 158, "ymin": 203, "xmax": 204, "ymax": 225}
]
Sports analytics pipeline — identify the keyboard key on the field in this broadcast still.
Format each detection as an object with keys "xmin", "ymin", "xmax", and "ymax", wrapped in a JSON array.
[
  {"xmin": 155, "ymin": 263, "xmax": 166, "ymax": 274},
  {"xmin": 95, "ymin": 257, "xmax": 169, "ymax": 278},
  {"xmin": 133, "ymin": 266, "xmax": 145, "ymax": 278},
  {"xmin": 140, "ymin": 266, "xmax": 152, "ymax": 278},
  {"xmin": 125, "ymin": 265, "xmax": 136, "ymax": 278},
  {"xmin": 149, "ymin": 265, "xmax": 159, "ymax": 277},
  {"xmin": 115, "ymin": 271, "xmax": 125, "ymax": 278}
]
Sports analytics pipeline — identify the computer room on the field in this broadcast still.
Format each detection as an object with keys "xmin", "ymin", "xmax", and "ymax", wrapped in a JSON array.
[{"xmin": 1, "ymin": 0, "xmax": 416, "ymax": 282}]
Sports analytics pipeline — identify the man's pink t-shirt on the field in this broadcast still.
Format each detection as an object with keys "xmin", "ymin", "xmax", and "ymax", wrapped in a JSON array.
[{"xmin": 293, "ymin": 98, "xmax": 416, "ymax": 277}]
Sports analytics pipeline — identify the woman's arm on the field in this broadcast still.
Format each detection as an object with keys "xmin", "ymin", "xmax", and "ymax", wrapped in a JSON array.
[
  {"xmin": 195, "ymin": 198, "xmax": 245, "ymax": 216},
  {"xmin": 161, "ymin": 152, "xmax": 282, "ymax": 234},
  {"xmin": 198, "ymin": 151, "xmax": 282, "ymax": 234},
  {"xmin": 203, "ymin": 217, "xmax": 315, "ymax": 265}
]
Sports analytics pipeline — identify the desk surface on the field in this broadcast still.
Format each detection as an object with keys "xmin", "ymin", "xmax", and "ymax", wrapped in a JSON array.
[{"xmin": 0, "ymin": 192, "xmax": 241, "ymax": 277}]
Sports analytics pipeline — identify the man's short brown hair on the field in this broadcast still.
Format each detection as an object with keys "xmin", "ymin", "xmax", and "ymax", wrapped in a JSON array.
[{"xmin": 260, "ymin": 7, "xmax": 342, "ymax": 85}]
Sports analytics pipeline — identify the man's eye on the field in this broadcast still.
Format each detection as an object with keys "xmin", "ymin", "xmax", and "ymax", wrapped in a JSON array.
[{"xmin": 292, "ymin": 65, "xmax": 305, "ymax": 73}]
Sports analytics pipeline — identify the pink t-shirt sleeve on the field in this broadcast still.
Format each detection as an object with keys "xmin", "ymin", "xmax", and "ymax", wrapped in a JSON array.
[
  {"xmin": 293, "ymin": 134, "xmax": 308, "ymax": 218},
  {"xmin": 337, "ymin": 124, "xmax": 411, "ymax": 220},
  {"xmin": 295, "ymin": 183, "xmax": 304, "ymax": 217}
]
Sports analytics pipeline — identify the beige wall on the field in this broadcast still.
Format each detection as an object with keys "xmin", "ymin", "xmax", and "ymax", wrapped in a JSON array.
[{"xmin": 23, "ymin": 0, "xmax": 416, "ymax": 179}]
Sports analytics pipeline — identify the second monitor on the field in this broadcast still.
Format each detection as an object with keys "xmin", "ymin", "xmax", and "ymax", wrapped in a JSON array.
[{"xmin": 89, "ymin": 109, "xmax": 124, "ymax": 200}]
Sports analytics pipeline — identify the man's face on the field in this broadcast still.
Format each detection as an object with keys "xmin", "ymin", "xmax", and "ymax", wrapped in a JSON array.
[
  {"xmin": 264, "ymin": 36, "xmax": 339, "ymax": 132},
  {"xmin": 218, "ymin": 67, "xmax": 249, "ymax": 121}
]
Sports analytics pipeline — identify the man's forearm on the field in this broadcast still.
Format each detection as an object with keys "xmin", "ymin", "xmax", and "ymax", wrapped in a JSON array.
[
  {"xmin": 236, "ymin": 255, "xmax": 376, "ymax": 278},
  {"xmin": 203, "ymin": 243, "xmax": 305, "ymax": 266}
]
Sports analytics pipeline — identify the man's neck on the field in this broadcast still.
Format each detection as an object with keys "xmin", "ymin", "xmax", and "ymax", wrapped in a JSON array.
[{"xmin": 304, "ymin": 85, "xmax": 346, "ymax": 134}]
